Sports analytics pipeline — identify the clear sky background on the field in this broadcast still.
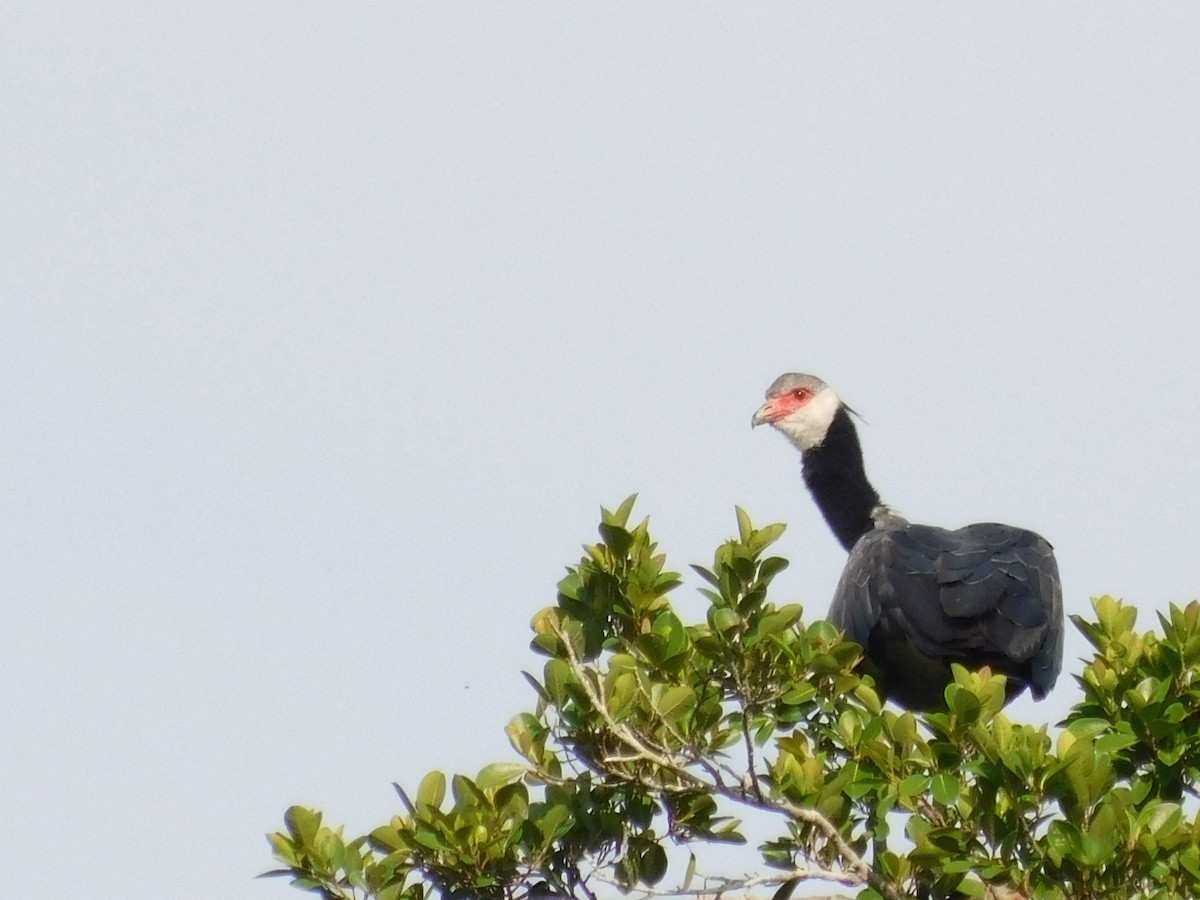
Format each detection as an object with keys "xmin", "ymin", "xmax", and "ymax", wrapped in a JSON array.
[{"xmin": 3, "ymin": 5, "xmax": 1199, "ymax": 899}]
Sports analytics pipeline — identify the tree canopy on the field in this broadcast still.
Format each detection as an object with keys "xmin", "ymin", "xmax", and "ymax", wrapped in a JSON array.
[{"xmin": 266, "ymin": 498, "xmax": 1200, "ymax": 900}]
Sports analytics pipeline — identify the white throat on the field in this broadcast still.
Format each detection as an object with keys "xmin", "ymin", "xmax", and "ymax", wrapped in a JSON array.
[{"xmin": 774, "ymin": 387, "xmax": 843, "ymax": 452}]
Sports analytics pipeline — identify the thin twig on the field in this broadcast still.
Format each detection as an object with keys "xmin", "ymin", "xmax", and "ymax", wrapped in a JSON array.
[
  {"xmin": 553, "ymin": 623, "xmax": 707, "ymax": 782},
  {"xmin": 740, "ymin": 707, "xmax": 763, "ymax": 802},
  {"xmin": 592, "ymin": 866, "xmax": 859, "ymax": 897}
]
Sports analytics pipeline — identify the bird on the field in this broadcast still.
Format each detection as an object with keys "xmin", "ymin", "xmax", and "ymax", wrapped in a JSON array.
[{"xmin": 752, "ymin": 372, "xmax": 1063, "ymax": 711}]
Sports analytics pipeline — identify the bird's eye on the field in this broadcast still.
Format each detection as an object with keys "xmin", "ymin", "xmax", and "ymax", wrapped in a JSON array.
[{"xmin": 791, "ymin": 389, "xmax": 811, "ymax": 403}]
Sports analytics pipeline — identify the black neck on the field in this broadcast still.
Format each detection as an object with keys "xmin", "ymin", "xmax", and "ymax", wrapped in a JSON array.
[{"xmin": 801, "ymin": 407, "xmax": 881, "ymax": 551}]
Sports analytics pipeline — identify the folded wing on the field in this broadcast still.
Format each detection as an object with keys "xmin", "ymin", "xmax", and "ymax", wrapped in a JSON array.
[{"xmin": 828, "ymin": 523, "xmax": 1063, "ymax": 709}]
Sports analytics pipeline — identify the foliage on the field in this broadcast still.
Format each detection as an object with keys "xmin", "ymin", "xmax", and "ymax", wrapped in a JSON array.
[{"xmin": 266, "ymin": 498, "xmax": 1200, "ymax": 900}]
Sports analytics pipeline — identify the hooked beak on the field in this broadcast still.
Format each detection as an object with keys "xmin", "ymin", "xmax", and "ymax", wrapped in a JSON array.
[{"xmin": 751, "ymin": 400, "xmax": 776, "ymax": 428}]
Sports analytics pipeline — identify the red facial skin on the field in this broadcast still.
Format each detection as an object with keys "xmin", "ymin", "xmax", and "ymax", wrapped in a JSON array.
[{"xmin": 761, "ymin": 387, "xmax": 813, "ymax": 423}]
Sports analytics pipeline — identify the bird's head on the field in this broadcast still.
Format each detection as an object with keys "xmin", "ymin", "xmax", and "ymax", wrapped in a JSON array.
[{"xmin": 751, "ymin": 372, "xmax": 844, "ymax": 451}]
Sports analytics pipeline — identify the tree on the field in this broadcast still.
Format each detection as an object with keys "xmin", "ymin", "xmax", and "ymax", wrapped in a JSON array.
[{"xmin": 265, "ymin": 498, "xmax": 1200, "ymax": 900}]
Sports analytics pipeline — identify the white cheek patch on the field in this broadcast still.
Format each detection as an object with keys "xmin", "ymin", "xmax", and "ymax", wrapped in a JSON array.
[{"xmin": 774, "ymin": 387, "xmax": 842, "ymax": 451}]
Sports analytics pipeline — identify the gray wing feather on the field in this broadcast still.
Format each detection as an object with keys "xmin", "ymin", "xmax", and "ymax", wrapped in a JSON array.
[{"xmin": 829, "ymin": 522, "xmax": 1063, "ymax": 701}]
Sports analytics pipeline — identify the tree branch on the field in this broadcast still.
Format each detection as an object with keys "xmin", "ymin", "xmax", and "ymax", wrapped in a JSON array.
[
  {"xmin": 592, "ymin": 865, "xmax": 859, "ymax": 898},
  {"xmin": 551, "ymin": 623, "xmax": 907, "ymax": 900},
  {"xmin": 740, "ymin": 706, "xmax": 763, "ymax": 802}
]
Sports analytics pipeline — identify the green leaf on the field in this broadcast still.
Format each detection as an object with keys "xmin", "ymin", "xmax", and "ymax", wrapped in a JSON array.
[
  {"xmin": 640, "ymin": 842, "xmax": 669, "ymax": 885},
  {"xmin": 930, "ymin": 773, "xmax": 960, "ymax": 806},
  {"xmin": 752, "ymin": 522, "xmax": 787, "ymax": 551},
  {"xmin": 450, "ymin": 773, "xmax": 487, "ymax": 808},
  {"xmin": 605, "ymin": 494, "xmax": 639, "ymax": 528},
  {"xmin": 757, "ymin": 556, "xmax": 789, "ymax": 583},
  {"xmin": 475, "ymin": 761, "xmax": 527, "ymax": 790},
  {"xmin": 267, "ymin": 832, "xmax": 298, "ymax": 866},
  {"xmin": 735, "ymin": 506, "xmax": 754, "ymax": 542},
  {"xmin": 284, "ymin": 806, "xmax": 321, "ymax": 846},
  {"xmin": 535, "ymin": 803, "xmax": 573, "ymax": 847},
  {"xmin": 781, "ymin": 683, "xmax": 817, "ymax": 705},
  {"xmin": 369, "ymin": 825, "xmax": 407, "ymax": 852},
  {"xmin": 1180, "ymin": 844, "xmax": 1200, "ymax": 878},
  {"xmin": 899, "ymin": 774, "xmax": 928, "ymax": 799},
  {"xmin": 598, "ymin": 523, "xmax": 633, "ymax": 556},
  {"xmin": 412, "ymin": 829, "xmax": 451, "ymax": 852},
  {"xmin": 711, "ymin": 819, "xmax": 746, "ymax": 843},
  {"xmin": 520, "ymin": 671, "xmax": 550, "ymax": 704},
  {"xmin": 416, "ymin": 771, "xmax": 446, "ymax": 812},
  {"xmin": 505, "ymin": 712, "xmax": 541, "ymax": 758},
  {"xmin": 655, "ymin": 685, "xmax": 696, "ymax": 721},
  {"xmin": 683, "ymin": 852, "xmax": 697, "ymax": 890},
  {"xmin": 543, "ymin": 658, "xmax": 576, "ymax": 704},
  {"xmin": 806, "ymin": 619, "xmax": 840, "ymax": 644},
  {"xmin": 711, "ymin": 606, "xmax": 740, "ymax": 634}
]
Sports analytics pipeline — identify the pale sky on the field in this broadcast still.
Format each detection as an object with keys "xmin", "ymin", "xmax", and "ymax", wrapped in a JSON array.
[{"xmin": 3, "ymin": 6, "xmax": 1199, "ymax": 899}]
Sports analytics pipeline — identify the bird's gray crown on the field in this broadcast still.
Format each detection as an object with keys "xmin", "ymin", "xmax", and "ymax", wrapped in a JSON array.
[{"xmin": 765, "ymin": 372, "xmax": 829, "ymax": 397}]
